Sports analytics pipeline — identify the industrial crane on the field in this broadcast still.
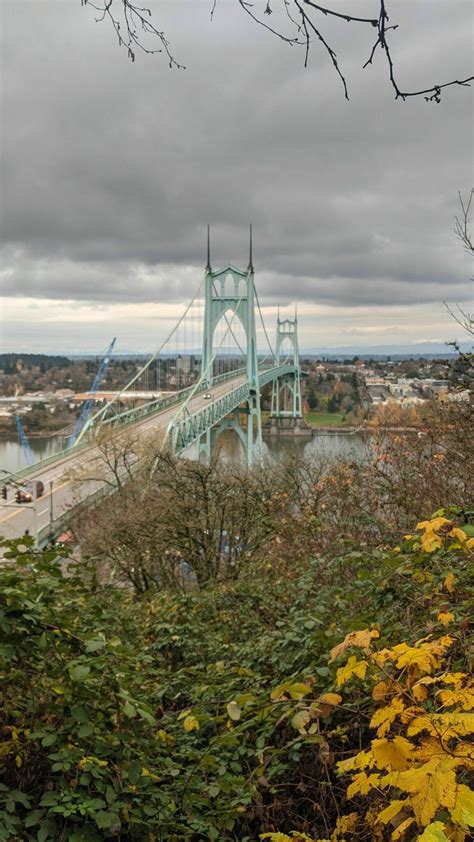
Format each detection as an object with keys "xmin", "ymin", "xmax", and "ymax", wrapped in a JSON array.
[{"xmin": 68, "ymin": 337, "xmax": 117, "ymax": 447}]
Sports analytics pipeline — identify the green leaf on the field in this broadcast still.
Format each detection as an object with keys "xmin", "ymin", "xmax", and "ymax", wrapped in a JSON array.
[
  {"xmin": 78, "ymin": 723, "xmax": 94, "ymax": 738},
  {"xmin": 70, "ymin": 705, "xmax": 89, "ymax": 723},
  {"xmin": 95, "ymin": 811, "xmax": 114, "ymax": 829},
  {"xmin": 123, "ymin": 701, "xmax": 137, "ymax": 718},
  {"xmin": 25, "ymin": 811, "xmax": 44, "ymax": 828},
  {"xmin": 39, "ymin": 792, "xmax": 58, "ymax": 807},
  {"xmin": 288, "ymin": 682, "xmax": 312, "ymax": 699},
  {"xmin": 69, "ymin": 665, "xmax": 91, "ymax": 682},
  {"xmin": 137, "ymin": 708, "xmax": 157, "ymax": 726},
  {"xmin": 105, "ymin": 786, "xmax": 116, "ymax": 805},
  {"xmin": 85, "ymin": 638, "xmax": 105, "ymax": 653},
  {"xmin": 226, "ymin": 701, "xmax": 242, "ymax": 721}
]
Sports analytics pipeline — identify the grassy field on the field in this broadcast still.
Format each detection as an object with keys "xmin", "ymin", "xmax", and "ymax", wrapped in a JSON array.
[{"xmin": 304, "ymin": 411, "xmax": 348, "ymax": 427}]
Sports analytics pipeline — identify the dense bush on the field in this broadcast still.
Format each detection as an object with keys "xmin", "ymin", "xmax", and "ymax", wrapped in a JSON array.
[{"xmin": 1, "ymin": 508, "xmax": 472, "ymax": 840}]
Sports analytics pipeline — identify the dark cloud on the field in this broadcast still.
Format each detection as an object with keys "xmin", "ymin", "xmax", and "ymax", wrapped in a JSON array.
[{"xmin": 1, "ymin": 0, "xmax": 473, "ymax": 349}]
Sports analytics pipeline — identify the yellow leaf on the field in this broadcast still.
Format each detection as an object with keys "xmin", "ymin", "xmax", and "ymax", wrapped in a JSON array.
[
  {"xmin": 373, "ymin": 648, "xmax": 397, "ymax": 667},
  {"xmin": 385, "ymin": 759, "xmax": 457, "ymax": 826},
  {"xmin": 183, "ymin": 715, "xmax": 199, "ymax": 733},
  {"xmin": 372, "ymin": 680, "xmax": 391, "ymax": 701},
  {"xmin": 438, "ymin": 611, "xmax": 455, "ymax": 627},
  {"xmin": 411, "ymin": 675, "xmax": 436, "ymax": 698},
  {"xmin": 333, "ymin": 813, "xmax": 358, "ymax": 835},
  {"xmin": 437, "ymin": 687, "xmax": 474, "ymax": 711},
  {"xmin": 444, "ymin": 572, "xmax": 456, "ymax": 593},
  {"xmin": 311, "ymin": 692, "xmax": 343, "ymax": 717},
  {"xmin": 330, "ymin": 628, "xmax": 379, "ymax": 662},
  {"xmin": 372, "ymin": 736, "xmax": 414, "ymax": 771},
  {"xmin": 448, "ymin": 527, "xmax": 467, "ymax": 542},
  {"xmin": 407, "ymin": 712, "xmax": 474, "ymax": 740},
  {"xmin": 377, "ymin": 799, "xmax": 408, "ymax": 825},
  {"xmin": 318, "ymin": 692, "xmax": 342, "ymax": 706},
  {"xmin": 412, "ymin": 683, "xmax": 429, "ymax": 702},
  {"xmin": 395, "ymin": 646, "xmax": 437, "ymax": 674},
  {"xmin": 337, "ymin": 749, "xmax": 374, "ymax": 774},
  {"xmin": 0, "ymin": 741, "xmax": 13, "ymax": 758},
  {"xmin": 420, "ymin": 532, "xmax": 443, "ymax": 552},
  {"xmin": 15, "ymin": 754, "xmax": 22, "ymax": 768},
  {"xmin": 439, "ymin": 672, "xmax": 467, "ymax": 688},
  {"xmin": 424, "ymin": 635, "xmax": 455, "ymax": 657},
  {"xmin": 450, "ymin": 783, "xmax": 474, "ymax": 829},
  {"xmin": 336, "ymin": 656, "xmax": 368, "ymax": 688},
  {"xmin": 391, "ymin": 817, "xmax": 414, "ymax": 839},
  {"xmin": 417, "ymin": 821, "xmax": 450, "ymax": 841},
  {"xmin": 347, "ymin": 771, "xmax": 381, "ymax": 798},
  {"xmin": 417, "ymin": 517, "xmax": 450, "ymax": 532},
  {"xmin": 370, "ymin": 698, "xmax": 405, "ymax": 738}
]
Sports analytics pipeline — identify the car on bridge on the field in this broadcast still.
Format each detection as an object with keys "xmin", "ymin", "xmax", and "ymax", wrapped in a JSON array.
[{"xmin": 15, "ymin": 481, "xmax": 44, "ymax": 504}]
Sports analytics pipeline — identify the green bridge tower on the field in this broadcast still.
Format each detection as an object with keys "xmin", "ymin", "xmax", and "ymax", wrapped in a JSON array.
[{"xmin": 198, "ymin": 226, "xmax": 262, "ymax": 464}]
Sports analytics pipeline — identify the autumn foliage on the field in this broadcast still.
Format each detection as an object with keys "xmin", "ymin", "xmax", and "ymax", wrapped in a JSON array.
[{"xmin": 0, "ymin": 511, "xmax": 472, "ymax": 840}]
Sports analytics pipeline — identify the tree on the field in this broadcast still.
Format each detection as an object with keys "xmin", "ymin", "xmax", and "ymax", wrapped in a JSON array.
[
  {"xmin": 306, "ymin": 387, "xmax": 319, "ymax": 409},
  {"xmin": 446, "ymin": 189, "xmax": 473, "ymax": 388},
  {"xmin": 327, "ymin": 394, "xmax": 339, "ymax": 412},
  {"xmin": 73, "ymin": 445, "xmax": 273, "ymax": 591},
  {"xmin": 82, "ymin": 1, "xmax": 474, "ymax": 101}
]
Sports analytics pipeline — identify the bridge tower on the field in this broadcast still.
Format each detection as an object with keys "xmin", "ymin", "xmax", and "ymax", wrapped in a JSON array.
[
  {"xmin": 270, "ymin": 311, "xmax": 302, "ymax": 419},
  {"xmin": 198, "ymin": 226, "xmax": 262, "ymax": 464}
]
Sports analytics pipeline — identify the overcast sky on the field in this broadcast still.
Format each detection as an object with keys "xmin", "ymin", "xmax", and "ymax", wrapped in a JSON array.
[{"xmin": 1, "ymin": 0, "xmax": 473, "ymax": 354}]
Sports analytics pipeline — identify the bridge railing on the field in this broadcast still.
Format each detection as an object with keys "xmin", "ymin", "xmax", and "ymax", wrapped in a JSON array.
[
  {"xmin": 99, "ymin": 366, "xmax": 249, "ymax": 430},
  {"xmin": 172, "ymin": 381, "xmax": 252, "ymax": 452},
  {"xmin": 170, "ymin": 364, "xmax": 296, "ymax": 452}
]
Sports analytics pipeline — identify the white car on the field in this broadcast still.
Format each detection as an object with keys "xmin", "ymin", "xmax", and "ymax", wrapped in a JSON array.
[{"xmin": 204, "ymin": 392, "xmax": 212, "ymax": 399}]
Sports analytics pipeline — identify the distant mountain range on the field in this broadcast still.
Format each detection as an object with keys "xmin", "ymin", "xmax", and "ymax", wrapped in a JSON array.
[
  {"xmin": 301, "ymin": 341, "xmax": 472, "ymax": 359},
  {"xmin": 5, "ymin": 341, "xmax": 471, "ymax": 362}
]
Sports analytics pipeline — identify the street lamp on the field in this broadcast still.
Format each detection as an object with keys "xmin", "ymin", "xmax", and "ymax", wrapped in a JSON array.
[{"xmin": 49, "ymin": 480, "xmax": 54, "ymax": 527}]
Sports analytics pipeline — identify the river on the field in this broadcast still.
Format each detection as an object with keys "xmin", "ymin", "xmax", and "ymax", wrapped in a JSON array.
[
  {"xmin": 0, "ymin": 435, "xmax": 69, "ymax": 475},
  {"xmin": 0, "ymin": 429, "xmax": 366, "ymax": 476}
]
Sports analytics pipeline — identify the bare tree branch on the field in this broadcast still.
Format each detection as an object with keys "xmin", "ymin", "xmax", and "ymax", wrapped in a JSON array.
[
  {"xmin": 79, "ymin": 1, "xmax": 474, "ymax": 102},
  {"xmin": 454, "ymin": 188, "xmax": 474, "ymax": 254},
  {"xmin": 80, "ymin": 0, "xmax": 185, "ymax": 67}
]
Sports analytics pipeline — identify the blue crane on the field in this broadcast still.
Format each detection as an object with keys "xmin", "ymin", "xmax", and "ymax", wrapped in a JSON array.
[
  {"xmin": 68, "ymin": 337, "xmax": 117, "ymax": 447},
  {"xmin": 15, "ymin": 415, "xmax": 34, "ymax": 466}
]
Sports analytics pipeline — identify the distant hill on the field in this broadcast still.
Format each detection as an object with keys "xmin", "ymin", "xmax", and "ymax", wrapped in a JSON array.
[
  {"xmin": 0, "ymin": 353, "xmax": 71, "ymax": 372},
  {"xmin": 302, "ymin": 342, "xmax": 472, "ymax": 359}
]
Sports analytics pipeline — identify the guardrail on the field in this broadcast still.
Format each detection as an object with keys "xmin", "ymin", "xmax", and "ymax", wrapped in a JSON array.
[{"xmin": 36, "ymin": 479, "xmax": 124, "ymax": 549}]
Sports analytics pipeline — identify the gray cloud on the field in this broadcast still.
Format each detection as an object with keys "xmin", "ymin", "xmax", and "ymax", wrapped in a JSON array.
[{"xmin": 1, "ymin": 0, "xmax": 473, "ymax": 350}]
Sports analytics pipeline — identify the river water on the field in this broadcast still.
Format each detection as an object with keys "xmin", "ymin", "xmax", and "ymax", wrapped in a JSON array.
[
  {"xmin": 0, "ymin": 430, "xmax": 366, "ymax": 475},
  {"xmin": 0, "ymin": 435, "xmax": 69, "ymax": 475}
]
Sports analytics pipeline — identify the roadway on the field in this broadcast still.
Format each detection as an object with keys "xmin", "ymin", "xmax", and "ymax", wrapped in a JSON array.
[{"xmin": 0, "ymin": 374, "xmax": 247, "ymax": 544}]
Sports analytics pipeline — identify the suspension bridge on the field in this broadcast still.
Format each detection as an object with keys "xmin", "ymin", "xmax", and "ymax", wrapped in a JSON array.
[{"xmin": 0, "ymin": 228, "xmax": 303, "ymax": 546}]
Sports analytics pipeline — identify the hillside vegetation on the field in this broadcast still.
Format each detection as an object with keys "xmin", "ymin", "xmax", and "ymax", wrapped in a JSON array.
[{"xmin": 0, "ymin": 401, "xmax": 473, "ymax": 841}]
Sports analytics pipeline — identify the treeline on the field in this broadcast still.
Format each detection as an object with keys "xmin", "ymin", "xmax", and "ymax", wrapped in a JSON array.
[{"xmin": 0, "ymin": 353, "xmax": 70, "ymax": 373}]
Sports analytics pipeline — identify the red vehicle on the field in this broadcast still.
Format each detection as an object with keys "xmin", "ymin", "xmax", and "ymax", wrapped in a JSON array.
[{"xmin": 15, "ymin": 481, "xmax": 44, "ymax": 504}]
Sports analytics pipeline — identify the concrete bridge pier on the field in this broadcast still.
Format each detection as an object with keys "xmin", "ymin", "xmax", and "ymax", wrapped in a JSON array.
[{"xmin": 268, "ymin": 416, "xmax": 312, "ymax": 437}]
